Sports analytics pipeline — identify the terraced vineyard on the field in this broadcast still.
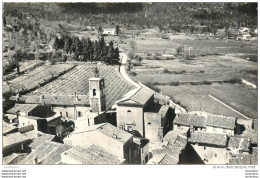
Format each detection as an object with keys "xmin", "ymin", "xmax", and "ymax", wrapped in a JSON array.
[
  {"xmin": 28, "ymin": 65, "xmax": 135, "ymax": 108},
  {"xmin": 3, "ymin": 64, "xmax": 75, "ymax": 95}
]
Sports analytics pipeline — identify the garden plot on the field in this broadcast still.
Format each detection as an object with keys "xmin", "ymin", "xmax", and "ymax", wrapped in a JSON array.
[
  {"xmin": 28, "ymin": 65, "xmax": 135, "ymax": 108},
  {"xmin": 3, "ymin": 64, "xmax": 75, "ymax": 95}
]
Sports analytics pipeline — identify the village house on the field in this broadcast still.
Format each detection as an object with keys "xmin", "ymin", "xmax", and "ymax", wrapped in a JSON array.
[
  {"xmin": 148, "ymin": 133, "xmax": 187, "ymax": 164},
  {"xmin": 102, "ymin": 28, "xmax": 116, "ymax": 36},
  {"xmin": 174, "ymin": 113, "xmax": 237, "ymax": 136},
  {"xmin": 188, "ymin": 132, "xmax": 229, "ymax": 164},
  {"xmin": 7, "ymin": 103, "xmax": 61, "ymax": 134},
  {"xmin": 63, "ymin": 123, "xmax": 136, "ymax": 164}
]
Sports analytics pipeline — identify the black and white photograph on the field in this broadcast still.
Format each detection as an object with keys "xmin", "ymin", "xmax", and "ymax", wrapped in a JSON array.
[{"xmin": 1, "ymin": 1, "xmax": 258, "ymax": 176}]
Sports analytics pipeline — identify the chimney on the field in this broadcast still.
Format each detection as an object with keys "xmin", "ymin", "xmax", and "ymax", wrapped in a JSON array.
[
  {"xmin": 34, "ymin": 158, "xmax": 38, "ymax": 164},
  {"xmin": 75, "ymin": 92, "xmax": 78, "ymax": 102}
]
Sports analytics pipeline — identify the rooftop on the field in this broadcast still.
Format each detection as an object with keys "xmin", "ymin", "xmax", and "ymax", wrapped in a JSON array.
[
  {"xmin": 20, "ymin": 141, "xmax": 63, "ymax": 164},
  {"xmin": 206, "ymin": 115, "xmax": 236, "ymax": 130},
  {"xmin": 159, "ymin": 154, "xmax": 179, "ymax": 165},
  {"xmin": 72, "ymin": 123, "xmax": 133, "ymax": 144},
  {"xmin": 62, "ymin": 145, "xmax": 124, "ymax": 164},
  {"xmin": 228, "ymin": 136, "xmax": 250, "ymax": 152},
  {"xmin": 3, "ymin": 121, "xmax": 17, "ymax": 135},
  {"xmin": 3, "ymin": 132, "xmax": 31, "ymax": 148},
  {"xmin": 174, "ymin": 113, "xmax": 206, "ymax": 128},
  {"xmin": 117, "ymin": 85, "xmax": 154, "ymax": 106},
  {"xmin": 96, "ymin": 123, "xmax": 133, "ymax": 143},
  {"xmin": 29, "ymin": 133, "xmax": 55, "ymax": 149},
  {"xmin": 188, "ymin": 132, "xmax": 227, "ymax": 147},
  {"xmin": 7, "ymin": 103, "xmax": 38, "ymax": 114},
  {"xmin": 22, "ymin": 95, "xmax": 89, "ymax": 106},
  {"xmin": 174, "ymin": 113, "xmax": 236, "ymax": 129}
]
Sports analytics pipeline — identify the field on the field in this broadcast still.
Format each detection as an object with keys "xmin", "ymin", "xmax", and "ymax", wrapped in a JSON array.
[
  {"xmin": 132, "ymin": 55, "xmax": 257, "ymax": 85},
  {"xmin": 157, "ymin": 83, "xmax": 257, "ymax": 119},
  {"xmin": 3, "ymin": 64, "xmax": 75, "ymax": 95},
  {"xmin": 127, "ymin": 37, "xmax": 258, "ymax": 120},
  {"xmin": 27, "ymin": 65, "xmax": 135, "ymax": 108}
]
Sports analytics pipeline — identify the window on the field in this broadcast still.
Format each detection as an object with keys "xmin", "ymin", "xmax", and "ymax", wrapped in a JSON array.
[
  {"xmin": 214, "ymin": 153, "xmax": 217, "ymax": 157},
  {"xmin": 204, "ymin": 147, "xmax": 206, "ymax": 150},
  {"xmin": 78, "ymin": 111, "xmax": 82, "ymax": 117},
  {"xmin": 60, "ymin": 112, "xmax": 62, "ymax": 116},
  {"xmin": 147, "ymin": 122, "xmax": 151, "ymax": 125},
  {"xmin": 127, "ymin": 110, "xmax": 131, "ymax": 113},
  {"xmin": 66, "ymin": 112, "xmax": 68, "ymax": 117},
  {"xmin": 88, "ymin": 119, "xmax": 90, "ymax": 126},
  {"xmin": 93, "ymin": 89, "xmax": 96, "ymax": 96}
]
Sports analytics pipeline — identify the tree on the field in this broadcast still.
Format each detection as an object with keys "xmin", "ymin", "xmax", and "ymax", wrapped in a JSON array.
[
  {"xmin": 115, "ymin": 25, "xmax": 120, "ymax": 36},
  {"xmin": 98, "ymin": 26, "xmax": 103, "ymax": 35},
  {"xmin": 64, "ymin": 36, "xmax": 72, "ymax": 53},
  {"xmin": 176, "ymin": 46, "xmax": 182, "ymax": 56}
]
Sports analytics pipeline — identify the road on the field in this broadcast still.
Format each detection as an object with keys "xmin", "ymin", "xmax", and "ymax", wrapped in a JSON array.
[{"xmin": 119, "ymin": 53, "xmax": 140, "ymax": 88}]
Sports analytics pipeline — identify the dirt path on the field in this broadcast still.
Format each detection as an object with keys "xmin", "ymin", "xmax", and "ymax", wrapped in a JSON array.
[{"xmin": 119, "ymin": 53, "xmax": 140, "ymax": 88}]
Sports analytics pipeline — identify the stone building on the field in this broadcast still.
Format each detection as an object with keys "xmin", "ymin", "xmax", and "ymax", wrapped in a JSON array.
[
  {"xmin": 63, "ymin": 123, "xmax": 136, "ymax": 164},
  {"xmin": 174, "ymin": 113, "xmax": 237, "ymax": 136},
  {"xmin": 116, "ymin": 84, "xmax": 174, "ymax": 141}
]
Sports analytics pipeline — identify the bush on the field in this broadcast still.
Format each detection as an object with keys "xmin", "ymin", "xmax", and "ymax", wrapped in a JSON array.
[{"xmin": 145, "ymin": 82, "xmax": 160, "ymax": 92}]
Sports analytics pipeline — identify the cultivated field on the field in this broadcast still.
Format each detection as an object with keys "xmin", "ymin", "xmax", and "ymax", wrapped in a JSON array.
[
  {"xmin": 3, "ymin": 64, "xmax": 75, "ymax": 95},
  {"xmin": 126, "ymin": 35, "xmax": 258, "ymax": 120},
  {"xmin": 27, "ymin": 65, "xmax": 135, "ymax": 108},
  {"xmin": 158, "ymin": 83, "xmax": 257, "ymax": 120}
]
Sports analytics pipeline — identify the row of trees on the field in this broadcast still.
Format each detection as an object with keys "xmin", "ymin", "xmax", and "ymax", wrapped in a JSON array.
[{"xmin": 53, "ymin": 36, "xmax": 120, "ymax": 64}]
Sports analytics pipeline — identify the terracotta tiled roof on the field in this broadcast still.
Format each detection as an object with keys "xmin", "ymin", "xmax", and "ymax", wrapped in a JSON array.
[
  {"xmin": 42, "ymin": 144, "xmax": 72, "ymax": 164},
  {"xmin": 206, "ymin": 115, "xmax": 236, "ymax": 129},
  {"xmin": 62, "ymin": 145, "xmax": 124, "ymax": 164},
  {"xmin": 3, "ymin": 121, "xmax": 17, "ymax": 135},
  {"xmin": 7, "ymin": 103, "xmax": 38, "ymax": 114},
  {"xmin": 3, "ymin": 132, "xmax": 31, "ymax": 148},
  {"xmin": 96, "ymin": 123, "xmax": 133, "ymax": 143},
  {"xmin": 188, "ymin": 132, "xmax": 227, "ymax": 147},
  {"xmin": 174, "ymin": 114, "xmax": 206, "ymax": 128},
  {"xmin": 174, "ymin": 113, "xmax": 236, "ymax": 129},
  {"xmin": 29, "ymin": 133, "xmax": 55, "ymax": 149},
  {"xmin": 159, "ymin": 154, "xmax": 178, "ymax": 165},
  {"xmin": 23, "ymin": 95, "xmax": 89, "ymax": 106},
  {"xmin": 20, "ymin": 141, "xmax": 63, "ymax": 164},
  {"xmin": 228, "ymin": 136, "xmax": 250, "ymax": 152}
]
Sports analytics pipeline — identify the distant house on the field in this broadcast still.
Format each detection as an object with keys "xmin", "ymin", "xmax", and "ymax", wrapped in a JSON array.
[
  {"xmin": 242, "ymin": 34, "xmax": 252, "ymax": 40},
  {"xmin": 103, "ymin": 28, "xmax": 116, "ymax": 36}
]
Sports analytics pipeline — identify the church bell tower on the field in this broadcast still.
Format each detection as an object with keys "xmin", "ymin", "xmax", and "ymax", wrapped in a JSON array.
[{"xmin": 88, "ymin": 67, "xmax": 106, "ymax": 112}]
